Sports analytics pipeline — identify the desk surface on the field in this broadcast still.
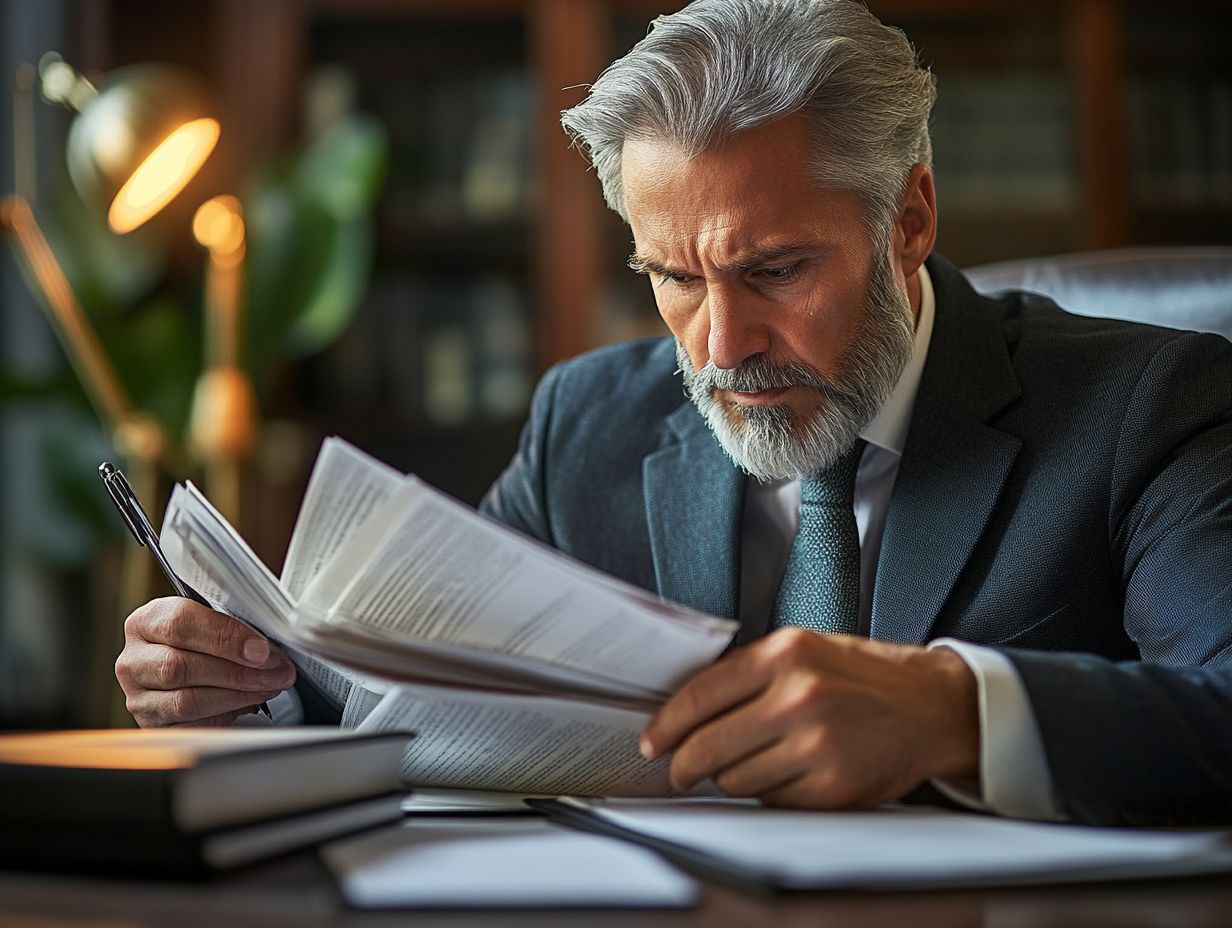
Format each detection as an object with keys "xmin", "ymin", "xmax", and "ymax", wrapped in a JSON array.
[{"xmin": 3, "ymin": 853, "xmax": 1232, "ymax": 928}]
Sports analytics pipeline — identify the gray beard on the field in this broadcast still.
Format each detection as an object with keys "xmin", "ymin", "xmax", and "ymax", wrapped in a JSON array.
[{"xmin": 676, "ymin": 252, "xmax": 916, "ymax": 481}]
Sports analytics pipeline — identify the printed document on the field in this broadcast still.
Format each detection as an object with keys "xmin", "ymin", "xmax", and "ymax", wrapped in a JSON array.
[{"xmin": 160, "ymin": 437, "xmax": 737, "ymax": 795}]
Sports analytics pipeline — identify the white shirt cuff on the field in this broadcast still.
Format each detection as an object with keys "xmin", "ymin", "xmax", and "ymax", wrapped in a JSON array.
[
  {"xmin": 268, "ymin": 687, "xmax": 304, "ymax": 724},
  {"xmin": 926, "ymin": 638, "xmax": 1064, "ymax": 821}
]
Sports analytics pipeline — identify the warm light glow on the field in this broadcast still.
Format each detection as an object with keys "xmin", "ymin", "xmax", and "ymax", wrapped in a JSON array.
[
  {"xmin": 192, "ymin": 194, "xmax": 245, "ymax": 255},
  {"xmin": 108, "ymin": 117, "xmax": 220, "ymax": 233}
]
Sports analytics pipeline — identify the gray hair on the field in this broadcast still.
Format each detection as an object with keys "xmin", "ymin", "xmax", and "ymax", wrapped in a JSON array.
[{"xmin": 560, "ymin": 0, "xmax": 936, "ymax": 247}]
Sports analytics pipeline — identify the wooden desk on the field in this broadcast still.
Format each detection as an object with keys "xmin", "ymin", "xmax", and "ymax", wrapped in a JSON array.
[{"xmin": 2, "ymin": 853, "xmax": 1231, "ymax": 927}]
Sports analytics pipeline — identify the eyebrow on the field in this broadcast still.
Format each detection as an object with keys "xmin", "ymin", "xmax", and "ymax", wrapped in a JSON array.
[
  {"xmin": 627, "ymin": 241, "xmax": 820, "ymax": 276},
  {"xmin": 627, "ymin": 254, "xmax": 676, "ymax": 277}
]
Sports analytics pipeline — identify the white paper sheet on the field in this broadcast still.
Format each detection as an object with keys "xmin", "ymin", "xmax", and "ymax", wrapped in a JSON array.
[
  {"xmin": 401, "ymin": 789, "xmax": 542, "ymax": 814},
  {"xmin": 322, "ymin": 818, "xmax": 698, "ymax": 908},
  {"xmin": 558, "ymin": 799, "xmax": 1232, "ymax": 889},
  {"xmin": 160, "ymin": 438, "xmax": 735, "ymax": 708},
  {"xmin": 302, "ymin": 474, "xmax": 735, "ymax": 695},
  {"xmin": 280, "ymin": 437, "xmax": 406, "ymax": 600}
]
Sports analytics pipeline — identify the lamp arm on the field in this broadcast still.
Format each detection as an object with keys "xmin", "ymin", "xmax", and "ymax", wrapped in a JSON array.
[
  {"xmin": 1, "ymin": 194, "xmax": 133, "ymax": 431},
  {"xmin": 1, "ymin": 194, "xmax": 177, "ymax": 470}
]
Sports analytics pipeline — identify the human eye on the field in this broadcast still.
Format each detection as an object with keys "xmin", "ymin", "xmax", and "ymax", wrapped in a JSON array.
[
  {"xmin": 757, "ymin": 263, "xmax": 799, "ymax": 282},
  {"xmin": 656, "ymin": 269, "xmax": 697, "ymax": 287}
]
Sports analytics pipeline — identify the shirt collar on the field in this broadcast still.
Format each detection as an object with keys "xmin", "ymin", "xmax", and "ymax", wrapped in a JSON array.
[{"xmin": 858, "ymin": 262, "xmax": 935, "ymax": 457}]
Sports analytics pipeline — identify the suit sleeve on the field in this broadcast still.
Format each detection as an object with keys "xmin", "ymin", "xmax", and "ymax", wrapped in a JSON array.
[
  {"xmin": 1005, "ymin": 651, "xmax": 1232, "ymax": 825},
  {"xmin": 478, "ymin": 361, "xmax": 563, "ymax": 545},
  {"xmin": 1005, "ymin": 331, "xmax": 1232, "ymax": 826}
]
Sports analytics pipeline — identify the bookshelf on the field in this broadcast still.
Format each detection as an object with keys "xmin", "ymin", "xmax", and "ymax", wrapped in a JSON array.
[{"xmin": 77, "ymin": 0, "xmax": 1231, "ymax": 521}]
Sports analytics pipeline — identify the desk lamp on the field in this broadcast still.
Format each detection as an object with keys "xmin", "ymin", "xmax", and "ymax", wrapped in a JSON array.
[
  {"xmin": 2, "ymin": 56, "xmax": 248, "ymax": 683},
  {"xmin": 2, "ymin": 56, "xmax": 215, "ymax": 471},
  {"xmin": 2, "ymin": 55, "xmax": 254, "ymax": 523}
]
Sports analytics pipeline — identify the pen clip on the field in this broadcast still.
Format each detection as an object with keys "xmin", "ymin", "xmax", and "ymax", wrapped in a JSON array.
[
  {"xmin": 99, "ymin": 462, "xmax": 151, "ymax": 547},
  {"xmin": 98, "ymin": 461, "xmax": 212, "ymax": 608}
]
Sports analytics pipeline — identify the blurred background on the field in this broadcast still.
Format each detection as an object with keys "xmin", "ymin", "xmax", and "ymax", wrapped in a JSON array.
[{"xmin": 2, "ymin": 0, "xmax": 1229, "ymax": 729}]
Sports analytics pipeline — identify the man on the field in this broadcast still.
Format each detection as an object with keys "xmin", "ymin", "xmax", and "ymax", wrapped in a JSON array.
[{"xmin": 115, "ymin": 0, "xmax": 1232, "ymax": 825}]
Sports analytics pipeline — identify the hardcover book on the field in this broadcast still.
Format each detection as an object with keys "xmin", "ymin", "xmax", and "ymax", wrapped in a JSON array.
[{"xmin": 0, "ymin": 727, "xmax": 410, "ymax": 874}]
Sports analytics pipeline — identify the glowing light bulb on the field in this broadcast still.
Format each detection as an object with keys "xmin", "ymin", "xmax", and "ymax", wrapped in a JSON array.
[
  {"xmin": 192, "ymin": 195, "xmax": 245, "ymax": 256},
  {"xmin": 108, "ymin": 117, "xmax": 220, "ymax": 233}
]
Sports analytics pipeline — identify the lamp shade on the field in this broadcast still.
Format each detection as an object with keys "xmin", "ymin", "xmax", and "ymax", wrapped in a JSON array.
[{"xmin": 65, "ymin": 64, "xmax": 220, "ymax": 234}]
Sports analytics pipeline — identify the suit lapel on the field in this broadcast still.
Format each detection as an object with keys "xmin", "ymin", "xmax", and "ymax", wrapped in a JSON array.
[
  {"xmin": 643, "ymin": 402, "xmax": 746, "ymax": 619},
  {"xmin": 871, "ymin": 257, "xmax": 1023, "ymax": 645}
]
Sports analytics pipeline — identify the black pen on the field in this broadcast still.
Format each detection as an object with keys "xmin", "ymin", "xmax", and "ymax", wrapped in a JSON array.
[{"xmin": 98, "ymin": 462, "xmax": 273, "ymax": 720}]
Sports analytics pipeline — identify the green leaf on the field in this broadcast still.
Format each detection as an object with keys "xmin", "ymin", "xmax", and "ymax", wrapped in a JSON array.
[
  {"xmin": 101, "ymin": 296, "xmax": 200, "ymax": 437},
  {"xmin": 283, "ymin": 215, "xmax": 374, "ymax": 357},
  {"xmin": 242, "ymin": 116, "xmax": 388, "ymax": 374},
  {"xmin": 294, "ymin": 115, "xmax": 389, "ymax": 219}
]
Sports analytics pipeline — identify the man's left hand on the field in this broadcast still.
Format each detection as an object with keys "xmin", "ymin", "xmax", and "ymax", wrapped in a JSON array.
[{"xmin": 640, "ymin": 627, "xmax": 979, "ymax": 808}]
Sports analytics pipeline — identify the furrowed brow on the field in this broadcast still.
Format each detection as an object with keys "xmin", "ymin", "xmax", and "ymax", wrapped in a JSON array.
[
  {"xmin": 627, "ymin": 253, "xmax": 676, "ymax": 277},
  {"xmin": 628, "ymin": 241, "xmax": 819, "ymax": 276},
  {"xmin": 723, "ymin": 242, "xmax": 817, "ymax": 272}
]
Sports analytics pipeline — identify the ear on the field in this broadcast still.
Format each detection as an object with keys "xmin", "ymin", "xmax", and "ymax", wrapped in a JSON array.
[{"xmin": 891, "ymin": 164, "xmax": 937, "ymax": 278}]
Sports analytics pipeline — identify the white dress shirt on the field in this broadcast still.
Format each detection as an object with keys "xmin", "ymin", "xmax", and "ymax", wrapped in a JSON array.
[{"xmin": 740, "ymin": 265, "xmax": 1062, "ymax": 820}]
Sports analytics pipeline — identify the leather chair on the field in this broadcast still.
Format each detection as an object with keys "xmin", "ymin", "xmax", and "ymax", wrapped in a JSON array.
[{"xmin": 964, "ymin": 246, "xmax": 1232, "ymax": 342}]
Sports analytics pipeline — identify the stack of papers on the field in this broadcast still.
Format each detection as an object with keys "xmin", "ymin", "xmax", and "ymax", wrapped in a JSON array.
[{"xmin": 161, "ymin": 436, "xmax": 737, "ymax": 796}]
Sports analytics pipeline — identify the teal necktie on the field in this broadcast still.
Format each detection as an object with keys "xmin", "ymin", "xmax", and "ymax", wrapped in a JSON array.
[{"xmin": 771, "ymin": 440, "xmax": 866, "ymax": 635}]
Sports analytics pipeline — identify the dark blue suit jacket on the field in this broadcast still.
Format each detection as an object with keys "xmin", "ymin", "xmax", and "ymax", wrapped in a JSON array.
[{"xmin": 481, "ymin": 254, "xmax": 1232, "ymax": 825}]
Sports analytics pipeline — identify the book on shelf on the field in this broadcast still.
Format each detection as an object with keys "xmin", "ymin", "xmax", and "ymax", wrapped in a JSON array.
[
  {"xmin": 323, "ymin": 274, "xmax": 531, "ymax": 429},
  {"xmin": 0, "ymin": 728, "xmax": 410, "ymax": 874},
  {"xmin": 160, "ymin": 437, "xmax": 738, "ymax": 797},
  {"xmin": 930, "ymin": 72, "xmax": 1078, "ymax": 214},
  {"xmin": 1128, "ymin": 75, "xmax": 1232, "ymax": 210}
]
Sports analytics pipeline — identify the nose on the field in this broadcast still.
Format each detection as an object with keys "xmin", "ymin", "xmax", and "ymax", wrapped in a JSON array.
[{"xmin": 706, "ymin": 284, "xmax": 769, "ymax": 371}]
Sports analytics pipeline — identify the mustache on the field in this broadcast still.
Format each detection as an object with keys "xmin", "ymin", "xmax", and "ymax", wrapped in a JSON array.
[{"xmin": 684, "ymin": 353, "xmax": 855, "ymax": 402}]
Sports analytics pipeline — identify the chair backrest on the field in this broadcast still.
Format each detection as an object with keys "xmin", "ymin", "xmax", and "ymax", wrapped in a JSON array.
[{"xmin": 963, "ymin": 247, "xmax": 1232, "ymax": 342}]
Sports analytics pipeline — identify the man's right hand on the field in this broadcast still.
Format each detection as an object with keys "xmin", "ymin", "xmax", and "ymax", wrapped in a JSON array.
[{"xmin": 115, "ymin": 597, "xmax": 296, "ymax": 727}]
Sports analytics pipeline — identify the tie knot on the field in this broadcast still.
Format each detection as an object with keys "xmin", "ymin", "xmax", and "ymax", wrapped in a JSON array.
[{"xmin": 800, "ymin": 439, "xmax": 866, "ymax": 507}]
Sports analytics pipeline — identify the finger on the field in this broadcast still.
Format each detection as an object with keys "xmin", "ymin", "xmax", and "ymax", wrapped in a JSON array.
[
  {"xmin": 641, "ymin": 645, "xmax": 775, "ymax": 759},
  {"xmin": 709, "ymin": 734, "xmax": 820, "ymax": 799},
  {"xmin": 759, "ymin": 770, "xmax": 877, "ymax": 810},
  {"xmin": 130, "ymin": 686, "xmax": 285, "ymax": 727},
  {"xmin": 125, "ymin": 642, "xmax": 296, "ymax": 693},
  {"xmin": 667, "ymin": 696, "xmax": 785, "ymax": 790},
  {"xmin": 128, "ymin": 597, "xmax": 282, "ymax": 669}
]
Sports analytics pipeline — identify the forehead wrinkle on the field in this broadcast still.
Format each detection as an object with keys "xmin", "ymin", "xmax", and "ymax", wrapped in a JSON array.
[
  {"xmin": 632, "ymin": 231, "xmax": 823, "ymax": 276},
  {"xmin": 717, "ymin": 239, "xmax": 821, "ymax": 272},
  {"xmin": 654, "ymin": 212, "xmax": 780, "ymax": 273}
]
